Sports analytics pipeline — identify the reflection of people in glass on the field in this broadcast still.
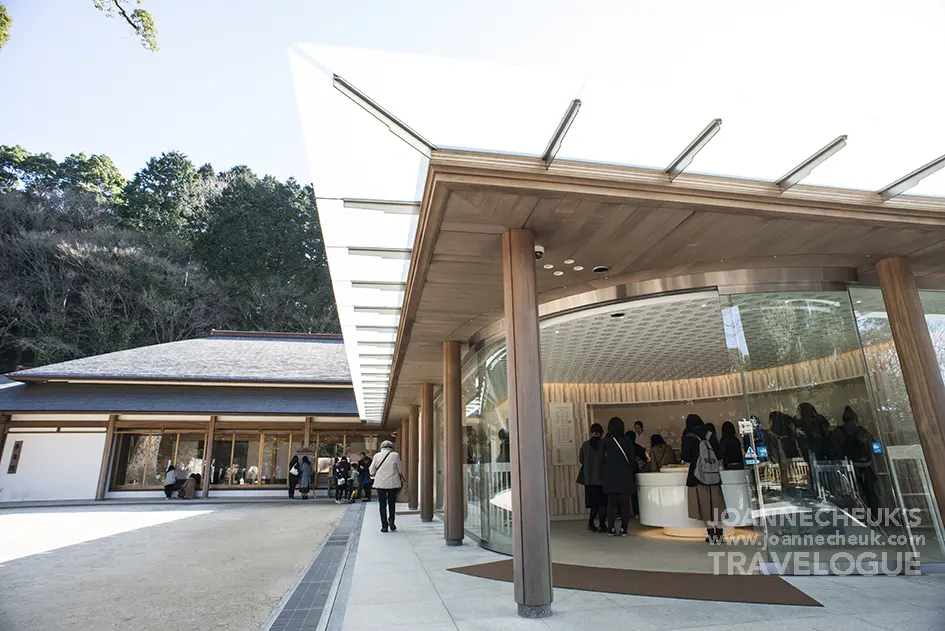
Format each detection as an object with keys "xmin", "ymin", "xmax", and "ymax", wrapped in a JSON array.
[
  {"xmin": 602, "ymin": 417, "xmax": 637, "ymax": 536},
  {"xmin": 797, "ymin": 403, "xmax": 831, "ymax": 460},
  {"xmin": 577, "ymin": 423, "xmax": 607, "ymax": 533},
  {"xmin": 681, "ymin": 414, "xmax": 726, "ymax": 545},
  {"xmin": 719, "ymin": 422, "xmax": 744, "ymax": 470},
  {"xmin": 831, "ymin": 406, "xmax": 880, "ymax": 519},
  {"xmin": 496, "ymin": 428, "xmax": 510, "ymax": 463},
  {"xmin": 648, "ymin": 434, "xmax": 678, "ymax": 472}
]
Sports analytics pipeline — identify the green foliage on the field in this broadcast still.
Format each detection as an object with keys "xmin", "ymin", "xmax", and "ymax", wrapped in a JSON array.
[
  {"xmin": 0, "ymin": 3, "xmax": 11, "ymax": 50},
  {"xmin": 0, "ymin": 146, "xmax": 339, "ymax": 373},
  {"xmin": 92, "ymin": 0, "xmax": 159, "ymax": 51}
]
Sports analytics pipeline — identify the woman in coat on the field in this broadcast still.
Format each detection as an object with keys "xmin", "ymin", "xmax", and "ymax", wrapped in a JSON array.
[
  {"xmin": 163, "ymin": 461, "xmax": 177, "ymax": 499},
  {"xmin": 602, "ymin": 417, "xmax": 637, "ymax": 536},
  {"xmin": 719, "ymin": 421, "xmax": 744, "ymax": 470},
  {"xmin": 369, "ymin": 440, "xmax": 404, "ymax": 533},
  {"xmin": 288, "ymin": 455, "xmax": 300, "ymax": 499},
  {"xmin": 681, "ymin": 414, "xmax": 726, "ymax": 544},
  {"xmin": 648, "ymin": 434, "xmax": 679, "ymax": 472},
  {"xmin": 577, "ymin": 423, "xmax": 607, "ymax": 532},
  {"xmin": 298, "ymin": 456, "xmax": 314, "ymax": 500}
]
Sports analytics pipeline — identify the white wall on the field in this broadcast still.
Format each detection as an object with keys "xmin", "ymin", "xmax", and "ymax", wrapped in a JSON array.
[{"xmin": 0, "ymin": 432, "xmax": 106, "ymax": 502}]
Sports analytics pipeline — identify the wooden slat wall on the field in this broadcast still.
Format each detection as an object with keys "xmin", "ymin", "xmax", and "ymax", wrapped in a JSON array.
[{"xmin": 541, "ymin": 345, "xmax": 885, "ymax": 516}]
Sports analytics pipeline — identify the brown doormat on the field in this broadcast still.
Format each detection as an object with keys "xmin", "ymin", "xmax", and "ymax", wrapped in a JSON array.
[{"xmin": 448, "ymin": 560, "xmax": 822, "ymax": 607}]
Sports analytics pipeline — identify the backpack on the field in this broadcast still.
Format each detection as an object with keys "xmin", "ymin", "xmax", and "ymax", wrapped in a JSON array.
[{"xmin": 688, "ymin": 430, "xmax": 721, "ymax": 485}]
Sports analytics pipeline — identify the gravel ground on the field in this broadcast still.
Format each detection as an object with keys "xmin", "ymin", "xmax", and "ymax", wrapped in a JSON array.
[{"xmin": 0, "ymin": 502, "xmax": 347, "ymax": 631}]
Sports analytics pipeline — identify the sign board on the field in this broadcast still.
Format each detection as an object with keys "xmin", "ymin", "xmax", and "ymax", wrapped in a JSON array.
[
  {"xmin": 872, "ymin": 441, "xmax": 884, "ymax": 455},
  {"xmin": 744, "ymin": 446, "xmax": 757, "ymax": 459},
  {"xmin": 549, "ymin": 403, "xmax": 577, "ymax": 466},
  {"xmin": 7, "ymin": 440, "xmax": 22, "ymax": 474},
  {"xmin": 745, "ymin": 458, "xmax": 761, "ymax": 465},
  {"xmin": 757, "ymin": 445, "xmax": 768, "ymax": 459}
]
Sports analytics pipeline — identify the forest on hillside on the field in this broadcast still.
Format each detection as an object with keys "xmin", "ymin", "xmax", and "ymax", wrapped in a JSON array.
[{"xmin": 0, "ymin": 145, "xmax": 338, "ymax": 374}]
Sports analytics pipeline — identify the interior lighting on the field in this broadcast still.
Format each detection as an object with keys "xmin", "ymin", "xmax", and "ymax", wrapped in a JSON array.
[
  {"xmin": 573, "ymin": 266, "xmax": 584, "ymax": 271},
  {"xmin": 610, "ymin": 312, "xmax": 626, "ymax": 318},
  {"xmin": 553, "ymin": 270, "xmax": 564, "ymax": 276},
  {"xmin": 665, "ymin": 118, "xmax": 722, "ymax": 181},
  {"xmin": 878, "ymin": 153, "xmax": 945, "ymax": 200},
  {"xmin": 593, "ymin": 265, "xmax": 610, "ymax": 273},
  {"xmin": 543, "ymin": 264, "xmax": 554, "ymax": 269},
  {"xmin": 775, "ymin": 135, "xmax": 848, "ymax": 192},
  {"xmin": 563, "ymin": 259, "xmax": 575, "ymax": 265}
]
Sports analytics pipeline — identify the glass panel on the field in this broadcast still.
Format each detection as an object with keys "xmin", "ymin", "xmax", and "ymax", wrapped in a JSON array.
[
  {"xmin": 461, "ymin": 348, "xmax": 484, "ymax": 540},
  {"xmin": 210, "ymin": 434, "xmax": 233, "ymax": 485},
  {"xmin": 113, "ymin": 433, "xmax": 149, "ymax": 487},
  {"xmin": 261, "ymin": 435, "xmax": 290, "ymax": 485},
  {"xmin": 850, "ymin": 286, "xmax": 945, "ymax": 562},
  {"xmin": 479, "ymin": 339, "xmax": 511, "ymax": 548},
  {"xmin": 148, "ymin": 433, "xmax": 178, "ymax": 487},
  {"xmin": 231, "ymin": 434, "xmax": 260, "ymax": 485},
  {"xmin": 175, "ymin": 434, "xmax": 205, "ymax": 481},
  {"xmin": 729, "ymin": 290, "xmax": 909, "ymax": 571}
]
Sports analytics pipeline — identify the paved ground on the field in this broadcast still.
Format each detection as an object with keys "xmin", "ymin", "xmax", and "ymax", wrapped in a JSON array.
[
  {"xmin": 0, "ymin": 501, "xmax": 346, "ymax": 631},
  {"xmin": 335, "ymin": 510, "xmax": 945, "ymax": 631}
]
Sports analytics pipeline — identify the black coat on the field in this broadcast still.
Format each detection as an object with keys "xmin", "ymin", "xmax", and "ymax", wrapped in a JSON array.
[
  {"xmin": 602, "ymin": 434, "xmax": 637, "ymax": 494},
  {"xmin": 682, "ymin": 424, "xmax": 722, "ymax": 487},
  {"xmin": 719, "ymin": 435, "xmax": 744, "ymax": 470}
]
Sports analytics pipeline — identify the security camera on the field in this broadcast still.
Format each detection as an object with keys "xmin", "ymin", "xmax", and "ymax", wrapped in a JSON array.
[{"xmin": 534, "ymin": 245, "xmax": 545, "ymax": 260}]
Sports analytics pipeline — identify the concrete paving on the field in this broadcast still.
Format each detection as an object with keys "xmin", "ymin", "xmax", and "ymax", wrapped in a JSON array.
[
  {"xmin": 0, "ymin": 502, "xmax": 346, "ymax": 631},
  {"xmin": 334, "ymin": 509, "xmax": 945, "ymax": 631}
]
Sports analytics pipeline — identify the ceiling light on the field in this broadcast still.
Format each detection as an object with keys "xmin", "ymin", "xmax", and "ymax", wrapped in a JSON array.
[
  {"xmin": 573, "ymin": 265, "xmax": 584, "ymax": 271},
  {"xmin": 610, "ymin": 312, "xmax": 625, "ymax": 318},
  {"xmin": 593, "ymin": 266, "xmax": 610, "ymax": 273},
  {"xmin": 553, "ymin": 270, "xmax": 564, "ymax": 276},
  {"xmin": 543, "ymin": 264, "xmax": 554, "ymax": 269},
  {"xmin": 564, "ymin": 259, "xmax": 575, "ymax": 265}
]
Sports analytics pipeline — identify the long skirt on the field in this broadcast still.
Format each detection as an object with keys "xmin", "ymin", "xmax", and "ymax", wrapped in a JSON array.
[{"xmin": 687, "ymin": 483, "xmax": 726, "ymax": 522}]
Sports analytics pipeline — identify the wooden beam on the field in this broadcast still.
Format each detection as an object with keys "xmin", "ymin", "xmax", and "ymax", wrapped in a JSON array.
[
  {"xmin": 876, "ymin": 257, "xmax": 945, "ymax": 525},
  {"xmin": 420, "ymin": 383, "xmax": 435, "ymax": 522},
  {"xmin": 303, "ymin": 416, "xmax": 311, "ymax": 448},
  {"xmin": 202, "ymin": 415, "xmax": 216, "ymax": 498},
  {"xmin": 95, "ymin": 415, "xmax": 117, "ymax": 501},
  {"xmin": 502, "ymin": 228, "xmax": 553, "ymax": 617},
  {"xmin": 443, "ymin": 340, "xmax": 464, "ymax": 544}
]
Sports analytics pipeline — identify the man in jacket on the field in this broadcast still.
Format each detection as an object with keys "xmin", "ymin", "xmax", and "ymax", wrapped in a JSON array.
[{"xmin": 369, "ymin": 441, "xmax": 404, "ymax": 533}]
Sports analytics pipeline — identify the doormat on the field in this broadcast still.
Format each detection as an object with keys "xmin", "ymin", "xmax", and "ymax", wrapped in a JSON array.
[{"xmin": 448, "ymin": 560, "xmax": 822, "ymax": 607}]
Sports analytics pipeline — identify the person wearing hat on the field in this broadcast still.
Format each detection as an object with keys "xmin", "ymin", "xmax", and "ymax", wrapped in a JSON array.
[{"xmin": 369, "ymin": 440, "xmax": 404, "ymax": 533}]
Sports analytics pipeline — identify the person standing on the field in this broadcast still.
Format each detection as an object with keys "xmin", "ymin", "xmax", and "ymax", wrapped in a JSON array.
[
  {"xmin": 299, "ymin": 456, "xmax": 314, "ymax": 500},
  {"xmin": 288, "ymin": 455, "xmax": 300, "ymax": 499},
  {"xmin": 334, "ymin": 456, "xmax": 352, "ymax": 503},
  {"xmin": 681, "ymin": 414, "xmax": 726, "ymax": 544},
  {"xmin": 602, "ymin": 417, "xmax": 637, "ymax": 536},
  {"xmin": 719, "ymin": 421, "xmax": 745, "ymax": 470},
  {"xmin": 633, "ymin": 421, "xmax": 644, "ymax": 439},
  {"xmin": 369, "ymin": 440, "xmax": 404, "ymax": 533},
  {"xmin": 648, "ymin": 434, "xmax": 679, "ymax": 472},
  {"xmin": 164, "ymin": 460, "xmax": 177, "ymax": 499},
  {"xmin": 358, "ymin": 452, "xmax": 373, "ymax": 502},
  {"xmin": 577, "ymin": 423, "xmax": 607, "ymax": 532}
]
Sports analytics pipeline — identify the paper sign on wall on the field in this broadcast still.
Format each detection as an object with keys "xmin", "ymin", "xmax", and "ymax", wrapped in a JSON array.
[{"xmin": 549, "ymin": 403, "xmax": 577, "ymax": 466}]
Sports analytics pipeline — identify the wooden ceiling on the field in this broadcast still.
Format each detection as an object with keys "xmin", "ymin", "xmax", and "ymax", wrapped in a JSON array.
[{"xmin": 383, "ymin": 150, "xmax": 945, "ymax": 425}]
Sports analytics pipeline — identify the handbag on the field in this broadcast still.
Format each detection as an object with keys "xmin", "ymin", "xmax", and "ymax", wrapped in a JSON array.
[{"xmin": 289, "ymin": 465, "xmax": 299, "ymax": 476}]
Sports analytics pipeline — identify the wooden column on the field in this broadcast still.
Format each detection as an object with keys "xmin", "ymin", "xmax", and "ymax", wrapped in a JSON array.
[
  {"xmin": 443, "ymin": 340, "xmax": 464, "ymax": 545},
  {"xmin": 95, "ymin": 415, "xmax": 118, "ymax": 500},
  {"xmin": 303, "ymin": 416, "xmax": 311, "ymax": 448},
  {"xmin": 399, "ymin": 417, "xmax": 409, "ymax": 503},
  {"xmin": 502, "ymin": 228, "xmax": 553, "ymax": 618},
  {"xmin": 408, "ymin": 404, "xmax": 420, "ymax": 510},
  {"xmin": 202, "ymin": 415, "xmax": 216, "ymax": 499},
  {"xmin": 877, "ymin": 257, "xmax": 945, "ymax": 523},
  {"xmin": 420, "ymin": 382, "xmax": 435, "ymax": 522}
]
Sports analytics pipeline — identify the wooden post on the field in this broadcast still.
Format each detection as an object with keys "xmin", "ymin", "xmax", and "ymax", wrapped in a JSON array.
[
  {"xmin": 421, "ymin": 382, "xmax": 435, "ymax": 522},
  {"xmin": 303, "ymin": 416, "xmax": 311, "ymax": 448},
  {"xmin": 502, "ymin": 228, "xmax": 553, "ymax": 618},
  {"xmin": 203, "ymin": 415, "xmax": 216, "ymax": 499},
  {"xmin": 408, "ymin": 404, "xmax": 420, "ymax": 510},
  {"xmin": 95, "ymin": 415, "xmax": 117, "ymax": 501},
  {"xmin": 876, "ymin": 257, "xmax": 945, "ymax": 525},
  {"xmin": 443, "ymin": 340, "xmax": 464, "ymax": 545}
]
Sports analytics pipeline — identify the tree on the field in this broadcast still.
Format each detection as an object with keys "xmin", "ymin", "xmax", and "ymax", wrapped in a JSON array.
[
  {"xmin": 0, "ymin": 1, "xmax": 157, "ymax": 52},
  {"xmin": 0, "ymin": 145, "xmax": 125, "ymax": 204},
  {"xmin": 59, "ymin": 153, "xmax": 126, "ymax": 204},
  {"xmin": 0, "ymin": 145, "xmax": 58, "ymax": 193},
  {"xmin": 121, "ymin": 151, "xmax": 200, "ymax": 236}
]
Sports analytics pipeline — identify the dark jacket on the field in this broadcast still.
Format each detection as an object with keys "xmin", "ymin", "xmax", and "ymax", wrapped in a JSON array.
[
  {"xmin": 648, "ymin": 443, "xmax": 679, "ymax": 472},
  {"xmin": 578, "ymin": 439, "xmax": 606, "ymax": 487},
  {"xmin": 719, "ymin": 435, "xmax": 744, "ymax": 470},
  {"xmin": 602, "ymin": 434, "xmax": 637, "ymax": 494},
  {"xmin": 682, "ymin": 425, "xmax": 721, "ymax": 487}
]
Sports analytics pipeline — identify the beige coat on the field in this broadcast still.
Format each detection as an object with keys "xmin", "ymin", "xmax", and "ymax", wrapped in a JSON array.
[{"xmin": 369, "ymin": 447, "xmax": 404, "ymax": 490}]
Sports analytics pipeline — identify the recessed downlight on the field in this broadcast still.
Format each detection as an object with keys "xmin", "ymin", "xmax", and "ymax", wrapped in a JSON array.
[
  {"xmin": 592, "ymin": 265, "xmax": 610, "ymax": 273},
  {"xmin": 553, "ymin": 270, "xmax": 564, "ymax": 276},
  {"xmin": 563, "ymin": 259, "xmax": 575, "ymax": 265},
  {"xmin": 543, "ymin": 264, "xmax": 554, "ymax": 269},
  {"xmin": 573, "ymin": 265, "xmax": 584, "ymax": 271},
  {"xmin": 610, "ymin": 312, "xmax": 626, "ymax": 318}
]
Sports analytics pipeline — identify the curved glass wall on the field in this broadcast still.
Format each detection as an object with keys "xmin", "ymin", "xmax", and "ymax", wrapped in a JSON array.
[{"xmin": 459, "ymin": 286, "xmax": 945, "ymax": 570}]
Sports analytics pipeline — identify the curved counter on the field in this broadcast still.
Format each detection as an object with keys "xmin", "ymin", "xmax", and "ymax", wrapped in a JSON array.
[{"xmin": 637, "ymin": 469, "xmax": 753, "ymax": 537}]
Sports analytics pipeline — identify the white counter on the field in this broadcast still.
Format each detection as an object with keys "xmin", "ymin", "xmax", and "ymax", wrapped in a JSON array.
[{"xmin": 637, "ymin": 469, "xmax": 753, "ymax": 537}]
